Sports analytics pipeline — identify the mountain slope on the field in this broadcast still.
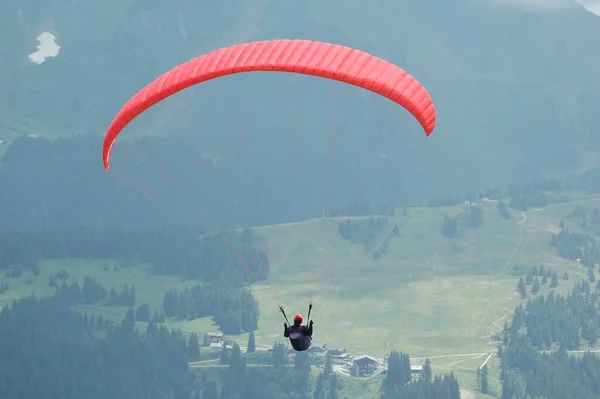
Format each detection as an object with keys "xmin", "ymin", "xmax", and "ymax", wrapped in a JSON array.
[{"xmin": 1, "ymin": 0, "xmax": 600, "ymax": 201}]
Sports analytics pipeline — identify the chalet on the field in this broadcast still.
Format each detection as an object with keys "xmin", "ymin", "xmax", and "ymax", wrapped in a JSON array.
[
  {"xmin": 209, "ymin": 342, "xmax": 224, "ymax": 352},
  {"xmin": 327, "ymin": 347, "xmax": 345, "ymax": 356},
  {"xmin": 203, "ymin": 332, "xmax": 224, "ymax": 346},
  {"xmin": 410, "ymin": 365, "xmax": 423, "ymax": 379},
  {"xmin": 308, "ymin": 343, "xmax": 327, "ymax": 354},
  {"xmin": 351, "ymin": 355, "xmax": 378, "ymax": 377},
  {"xmin": 327, "ymin": 348, "xmax": 351, "ymax": 364},
  {"xmin": 480, "ymin": 197, "xmax": 498, "ymax": 208},
  {"xmin": 331, "ymin": 352, "xmax": 351, "ymax": 365}
]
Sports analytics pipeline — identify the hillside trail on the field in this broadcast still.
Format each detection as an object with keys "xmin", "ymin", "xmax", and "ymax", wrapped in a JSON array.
[{"xmin": 482, "ymin": 195, "xmax": 600, "ymax": 346}]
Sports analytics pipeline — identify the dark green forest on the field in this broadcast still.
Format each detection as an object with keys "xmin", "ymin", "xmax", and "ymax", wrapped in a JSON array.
[
  {"xmin": 337, "ymin": 217, "xmax": 399, "ymax": 258},
  {"xmin": 498, "ymin": 278, "xmax": 600, "ymax": 399},
  {"xmin": 0, "ymin": 225, "xmax": 268, "ymax": 283},
  {"xmin": 0, "ymin": 134, "xmax": 415, "ymax": 231},
  {"xmin": 0, "ymin": 293, "xmax": 462, "ymax": 399},
  {"xmin": 0, "ymin": 225, "xmax": 266, "ymax": 333},
  {"xmin": 3, "ymin": 0, "xmax": 600, "ymax": 396},
  {"xmin": 1, "ymin": 137, "xmax": 600, "ymax": 397},
  {"xmin": 0, "ymin": 135, "xmax": 589, "ymax": 233},
  {"xmin": 381, "ymin": 352, "xmax": 460, "ymax": 399}
]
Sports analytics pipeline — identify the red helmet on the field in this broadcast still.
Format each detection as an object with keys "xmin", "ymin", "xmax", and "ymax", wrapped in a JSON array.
[{"xmin": 294, "ymin": 314, "xmax": 303, "ymax": 323}]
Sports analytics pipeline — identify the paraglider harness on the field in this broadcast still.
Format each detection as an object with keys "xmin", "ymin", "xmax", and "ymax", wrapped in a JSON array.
[{"xmin": 280, "ymin": 303, "xmax": 313, "ymax": 350}]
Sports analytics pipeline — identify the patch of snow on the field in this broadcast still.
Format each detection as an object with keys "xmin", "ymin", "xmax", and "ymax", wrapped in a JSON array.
[{"xmin": 28, "ymin": 32, "xmax": 60, "ymax": 64}]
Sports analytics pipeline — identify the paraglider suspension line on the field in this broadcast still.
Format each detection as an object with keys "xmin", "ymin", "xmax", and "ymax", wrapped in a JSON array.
[{"xmin": 279, "ymin": 305, "xmax": 291, "ymax": 325}]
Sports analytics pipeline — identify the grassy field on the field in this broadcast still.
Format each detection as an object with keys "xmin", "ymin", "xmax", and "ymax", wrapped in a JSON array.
[
  {"xmin": 245, "ymin": 196, "xmax": 596, "ymax": 395},
  {"xmin": 249, "ymin": 201, "xmax": 591, "ymax": 357},
  {"xmin": 1, "ymin": 194, "xmax": 599, "ymax": 395},
  {"xmin": 0, "ymin": 258, "xmax": 222, "ymax": 335}
]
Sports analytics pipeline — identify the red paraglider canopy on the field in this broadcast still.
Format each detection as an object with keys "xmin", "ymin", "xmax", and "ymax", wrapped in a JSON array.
[{"xmin": 102, "ymin": 39, "xmax": 437, "ymax": 170}]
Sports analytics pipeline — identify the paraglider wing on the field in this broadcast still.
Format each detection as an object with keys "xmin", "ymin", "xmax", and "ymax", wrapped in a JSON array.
[{"xmin": 102, "ymin": 39, "xmax": 437, "ymax": 170}]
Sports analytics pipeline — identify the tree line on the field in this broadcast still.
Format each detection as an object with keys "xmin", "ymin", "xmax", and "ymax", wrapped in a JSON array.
[
  {"xmin": 515, "ymin": 264, "xmax": 561, "ymax": 298},
  {"xmin": 338, "ymin": 217, "xmax": 389, "ymax": 247},
  {"xmin": 551, "ymin": 228, "xmax": 600, "ymax": 269},
  {"xmin": 337, "ymin": 217, "xmax": 398, "ymax": 258},
  {"xmin": 0, "ymin": 225, "xmax": 266, "ymax": 336},
  {"xmin": 381, "ymin": 351, "xmax": 460, "ymax": 399},
  {"xmin": 52, "ymin": 275, "xmax": 134, "ymax": 306},
  {"xmin": 0, "ymin": 225, "xmax": 269, "ymax": 284},
  {"xmin": 0, "ymin": 294, "xmax": 194, "ymax": 399},
  {"xmin": 440, "ymin": 204, "xmax": 487, "ymax": 239},
  {"xmin": 52, "ymin": 275, "xmax": 168, "ymax": 324},
  {"xmin": 0, "ymin": 292, "xmax": 466, "ymax": 398},
  {"xmin": 498, "ymin": 278, "xmax": 600, "ymax": 398},
  {"xmin": 0, "ymin": 134, "xmax": 453, "ymax": 231},
  {"xmin": 0, "ymin": 134, "xmax": 581, "ymax": 233},
  {"xmin": 163, "ymin": 284, "xmax": 259, "ymax": 334},
  {"xmin": 507, "ymin": 280, "xmax": 599, "ymax": 350}
]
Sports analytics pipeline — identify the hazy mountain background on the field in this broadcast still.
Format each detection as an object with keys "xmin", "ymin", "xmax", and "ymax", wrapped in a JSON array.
[
  {"xmin": 1, "ymin": 0, "xmax": 600, "ymax": 228},
  {"xmin": 3, "ymin": 2, "xmax": 600, "ymax": 397}
]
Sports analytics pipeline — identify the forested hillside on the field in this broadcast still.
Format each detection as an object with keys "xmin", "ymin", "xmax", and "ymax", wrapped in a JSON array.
[
  {"xmin": 2, "ymin": 0, "xmax": 600, "ymax": 207},
  {"xmin": 0, "ymin": 293, "xmax": 462, "ymax": 398},
  {"xmin": 2, "ymin": 0, "xmax": 600, "ymax": 397},
  {"xmin": 499, "ymin": 280, "xmax": 600, "ymax": 399}
]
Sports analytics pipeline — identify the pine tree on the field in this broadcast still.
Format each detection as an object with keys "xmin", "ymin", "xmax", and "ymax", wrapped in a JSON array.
[
  {"xmin": 441, "ymin": 215, "xmax": 458, "ymax": 238},
  {"xmin": 526, "ymin": 270, "xmax": 533, "ymax": 285},
  {"xmin": 382, "ymin": 351, "xmax": 411, "ymax": 394},
  {"xmin": 109, "ymin": 287, "xmax": 118, "ymax": 305},
  {"xmin": 423, "ymin": 358, "xmax": 432, "ymax": 381},
  {"xmin": 313, "ymin": 373, "xmax": 326, "ymax": 399},
  {"xmin": 272, "ymin": 343, "xmax": 285, "ymax": 367},
  {"xmin": 531, "ymin": 277, "xmax": 540, "ymax": 295},
  {"xmin": 187, "ymin": 333, "xmax": 200, "ymax": 359},
  {"xmin": 497, "ymin": 201, "xmax": 510, "ymax": 219},
  {"xmin": 588, "ymin": 267, "xmax": 596, "ymax": 283},
  {"xmin": 202, "ymin": 380, "xmax": 218, "ymax": 399},
  {"xmin": 124, "ymin": 307, "xmax": 135, "ymax": 324},
  {"xmin": 324, "ymin": 354, "xmax": 333, "ymax": 377},
  {"xmin": 517, "ymin": 277, "xmax": 527, "ymax": 298},
  {"xmin": 468, "ymin": 206, "xmax": 484, "ymax": 227},
  {"xmin": 120, "ymin": 284, "xmax": 130, "ymax": 306},
  {"xmin": 550, "ymin": 272, "xmax": 559, "ymax": 288},
  {"xmin": 327, "ymin": 374, "xmax": 339, "ymax": 399},
  {"xmin": 480, "ymin": 365, "xmax": 489, "ymax": 394},
  {"xmin": 219, "ymin": 345, "xmax": 230, "ymax": 365},
  {"xmin": 229, "ymin": 343, "xmax": 244, "ymax": 373},
  {"xmin": 129, "ymin": 285, "xmax": 136, "ymax": 306},
  {"xmin": 135, "ymin": 304, "xmax": 150, "ymax": 322},
  {"xmin": 246, "ymin": 331, "xmax": 256, "ymax": 353}
]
